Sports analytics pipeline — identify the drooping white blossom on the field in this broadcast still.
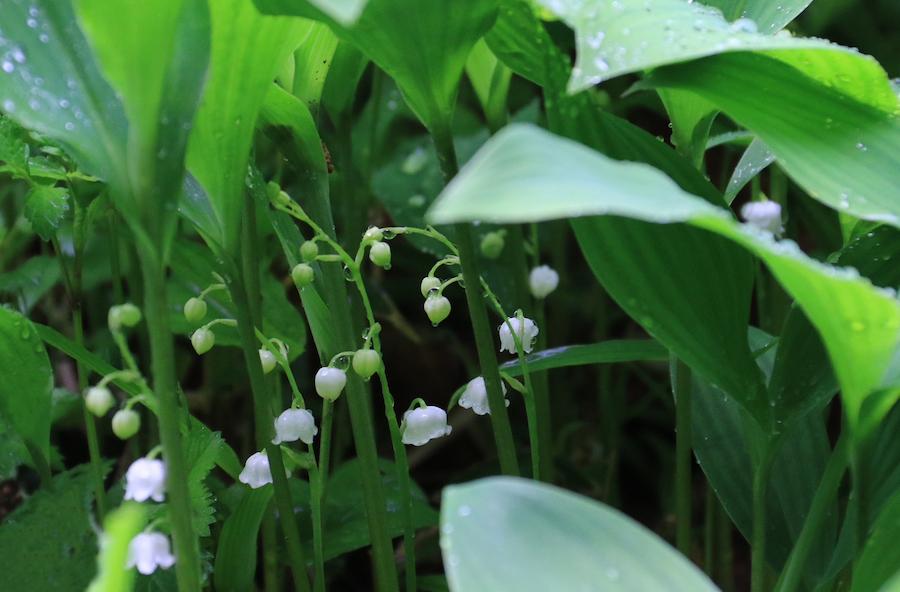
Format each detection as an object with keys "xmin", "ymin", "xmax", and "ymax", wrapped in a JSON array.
[
  {"xmin": 528, "ymin": 265, "xmax": 559, "ymax": 299},
  {"xmin": 272, "ymin": 408, "xmax": 318, "ymax": 445},
  {"xmin": 459, "ymin": 377, "xmax": 509, "ymax": 416},
  {"xmin": 239, "ymin": 451, "xmax": 274, "ymax": 489},
  {"xmin": 402, "ymin": 406, "xmax": 452, "ymax": 446},
  {"xmin": 498, "ymin": 316, "xmax": 539, "ymax": 355},
  {"xmin": 740, "ymin": 200, "xmax": 782, "ymax": 234},
  {"xmin": 124, "ymin": 458, "xmax": 166, "ymax": 503},
  {"xmin": 128, "ymin": 532, "xmax": 176, "ymax": 575},
  {"xmin": 315, "ymin": 367, "xmax": 347, "ymax": 401}
]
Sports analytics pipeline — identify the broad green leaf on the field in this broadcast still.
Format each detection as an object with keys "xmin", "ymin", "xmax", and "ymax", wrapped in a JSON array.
[
  {"xmin": 214, "ymin": 487, "xmax": 273, "ymax": 592},
  {"xmin": 441, "ymin": 477, "xmax": 718, "ymax": 591},
  {"xmin": 702, "ymin": 0, "xmax": 814, "ymax": 33},
  {"xmin": 0, "ymin": 307, "xmax": 53, "ymax": 466},
  {"xmin": 0, "ymin": 0, "xmax": 128, "ymax": 184},
  {"xmin": 76, "ymin": 0, "xmax": 210, "ymax": 216},
  {"xmin": 0, "ymin": 465, "xmax": 106, "ymax": 590},
  {"xmin": 256, "ymin": 0, "xmax": 498, "ymax": 132},
  {"xmin": 321, "ymin": 42, "xmax": 369, "ymax": 122},
  {"xmin": 23, "ymin": 183, "xmax": 69, "ymax": 240},
  {"xmin": 852, "ymin": 489, "xmax": 900, "ymax": 592},
  {"xmin": 257, "ymin": 0, "xmax": 369, "ymax": 25},
  {"xmin": 724, "ymin": 137, "xmax": 775, "ymax": 204},
  {"xmin": 290, "ymin": 20, "xmax": 339, "ymax": 116},
  {"xmin": 0, "ymin": 115, "xmax": 29, "ymax": 176},
  {"xmin": 87, "ymin": 503, "xmax": 148, "ymax": 592},
  {"xmin": 427, "ymin": 124, "xmax": 900, "ymax": 435},
  {"xmin": 499, "ymin": 340, "xmax": 668, "ymax": 376},
  {"xmin": 186, "ymin": 0, "xmax": 306, "ymax": 254},
  {"xmin": 658, "ymin": 89, "xmax": 717, "ymax": 168},
  {"xmin": 646, "ymin": 53, "xmax": 900, "ymax": 228},
  {"xmin": 465, "ymin": 39, "xmax": 512, "ymax": 131}
]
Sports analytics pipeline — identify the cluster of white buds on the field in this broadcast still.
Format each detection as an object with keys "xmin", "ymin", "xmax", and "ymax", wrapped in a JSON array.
[
  {"xmin": 401, "ymin": 404, "xmax": 452, "ymax": 446},
  {"xmin": 740, "ymin": 200, "xmax": 783, "ymax": 235},
  {"xmin": 499, "ymin": 316, "xmax": 539, "ymax": 355},
  {"xmin": 529, "ymin": 265, "xmax": 559, "ymax": 299},
  {"xmin": 459, "ymin": 377, "xmax": 509, "ymax": 416}
]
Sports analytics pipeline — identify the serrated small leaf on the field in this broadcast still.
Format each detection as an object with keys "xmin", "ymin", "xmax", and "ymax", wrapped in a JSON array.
[{"xmin": 24, "ymin": 184, "xmax": 69, "ymax": 240}]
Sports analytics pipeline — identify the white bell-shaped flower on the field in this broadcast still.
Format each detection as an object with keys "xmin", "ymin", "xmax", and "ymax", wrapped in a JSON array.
[
  {"xmin": 402, "ymin": 405, "xmax": 452, "ymax": 446},
  {"xmin": 128, "ymin": 532, "xmax": 176, "ymax": 575},
  {"xmin": 272, "ymin": 408, "xmax": 318, "ymax": 445},
  {"xmin": 239, "ymin": 451, "xmax": 274, "ymax": 489},
  {"xmin": 459, "ymin": 377, "xmax": 509, "ymax": 416},
  {"xmin": 740, "ymin": 200, "xmax": 782, "ymax": 234},
  {"xmin": 315, "ymin": 367, "xmax": 346, "ymax": 401},
  {"xmin": 498, "ymin": 316, "xmax": 539, "ymax": 354},
  {"xmin": 124, "ymin": 458, "xmax": 166, "ymax": 503},
  {"xmin": 528, "ymin": 265, "xmax": 559, "ymax": 299}
]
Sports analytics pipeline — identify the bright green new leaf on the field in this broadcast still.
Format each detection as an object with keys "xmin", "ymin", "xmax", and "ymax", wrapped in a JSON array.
[
  {"xmin": 852, "ymin": 490, "xmax": 900, "ymax": 592},
  {"xmin": 0, "ymin": 0, "xmax": 128, "ymax": 184},
  {"xmin": 290, "ymin": 20, "xmax": 339, "ymax": 116},
  {"xmin": 255, "ymin": 0, "xmax": 498, "ymax": 132},
  {"xmin": 23, "ymin": 184, "xmax": 69, "ymax": 241},
  {"xmin": 427, "ymin": 124, "xmax": 900, "ymax": 434},
  {"xmin": 256, "ymin": 0, "xmax": 369, "ymax": 25},
  {"xmin": 187, "ymin": 0, "xmax": 307, "ymax": 254},
  {"xmin": 499, "ymin": 340, "xmax": 668, "ymax": 376},
  {"xmin": 87, "ymin": 503, "xmax": 147, "ymax": 592},
  {"xmin": 0, "ymin": 307, "xmax": 53, "ymax": 467},
  {"xmin": 441, "ymin": 477, "xmax": 718, "ymax": 591},
  {"xmin": 725, "ymin": 137, "xmax": 775, "ymax": 203}
]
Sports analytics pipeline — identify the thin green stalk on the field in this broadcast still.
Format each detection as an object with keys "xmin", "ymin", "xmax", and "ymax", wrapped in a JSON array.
[
  {"xmin": 704, "ymin": 482, "xmax": 716, "ymax": 577},
  {"xmin": 262, "ymin": 509, "xmax": 280, "ymax": 592},
  {"xmin": 672, "ymin": 356, "xmax": 693, "ymax": 557},
  {"xmin": 775, "ymin": 433, "xmax": 849, "ymax": 592},
  {"xmin": 296, "ymin": 189, "xmax": 400, "ymax": 592},
  {"xmin": 138, "ymin": 252, "xmax": 201, "ymax": 591},
  {"xmin": 717, "ymin": 501, "xmax": 735, "ymax": 592},
  {"xmin": 232, "ymin": 199, "xmax": 311, "ymax": 592},
  {"xmin": 751, "ymin": 442, "xmax": 778, "ymax": 592},
  {"xmin": 432, "ymin": 124, "xmax": 520, "ymax": 477}
]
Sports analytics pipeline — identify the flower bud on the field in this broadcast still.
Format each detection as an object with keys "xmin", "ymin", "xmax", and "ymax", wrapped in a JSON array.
[
  {"xmin": 420, "ymin": 276, "xmax": 441, "ymax": 298},
  {"xmin": 112, "ymin": 408, "xmax": 141, "ymax": 440},
  {"xmin": 272, "ymin": 408, "xmax": 318, "ymax": 445},
  {"xmin": 402, "ymin": 405, "xmax": 452, "ymax": 446},
  {"xmin": 352, "ymin": 349, "xmax": 381, "ymax": 380},
  {"xmin": 479, "ymin": 231, "xmax": 505, "ymax": 259},
  {"xmin": 117, "ymin": 303, "xmax": 142, "ymax": 327},
  {"xmin": 459, "ymin": 377, "xmax": 509, "ymax": 416},
  {"xmin": 498, "ymin": 316, "xmax": 539, "ymax": 354},
  {"xmin": 315, "ymin": 367, "xmax": 347, "ymax": 401},
  {"xmin": 128, "ymin": 532, "xmax": 176, "ymax": 575},
  {"xmin": 300, "ymin": 240, "xmax": 319, "ymax": 262},
  {"xmin": 190, "ymin": 327, "xmax": 215, "ymax": 355},
  {"xmin": 259, "ymin": 349, "xmax": 277, "ymax": 374},
  {"xmin": 363, "ymin": 226, "xmax": 383, "ymax": 242},
  {"xmin": 183, "ymin": 297, "xmax": 207, "ymax": 324},
  {"xmin": 85, "ymin": 386, "xmax": 115, "ymax": 417},
  {"xmin": 529, "ymin": 265, "xmax": 559, "ymax": 299},
  {"xmin": 369, "ymin": 241, "xmax": 391, "ymax": 269},
  {"xmin": 740, "ymin": 200, "xmax": 783, "ymax": 234},
  {"xmin": 424, "ymin": 295, "xmax": 451, "ymax": 326},
  {"xmin": 124, "ymin": 458, "xmax": 166, "ymax": 502},
  {"xmin": 239, "ymin": 451, "xmax": 274, "ymax": 489},
  {"xmin": 291, "ymin": 263, "xmax": 315, "ymax": 287}
]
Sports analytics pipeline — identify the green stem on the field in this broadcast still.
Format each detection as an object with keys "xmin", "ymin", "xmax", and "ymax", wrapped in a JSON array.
[
  {"xmin": 262, "ymin": 510, "xmax": 280, "ymax": 592},
  {"xmin": 352, "ymin": 275, "xmax": 417, "ymax": 592},
  {"xmin": 672, "ymin": 356, "xmax": 693, "ymax": 557},
  {"xmin": 704, "ymin": 482, "xmax": 716, "ymax": 577},
  {"xmin": 432, "ymin": 124, "xmax": 520, "ymax": 477},
  {"xmin": 232, "ymin": 199, "xmax": 311, "ymax": 592},
  {"xmin": 717, "ymin": 500, "xmax": 735, "ymax": 592},
  {"xmin": 750, "ymin": 441, "xmax": 778, "ymax": 592},
  {"xmin": 138, "ymin": 252, "xmax": 201, "ymax": 591},
  {"xmin": 299, "ymin": 184, "xmax": 400, "ymax": 592},
  {"xmin": 774, "ymin": 433, "xmax": 849, "ymax": 592},
  {"xmin": 74, "ymin": 307, "xmax": 107, "ymax": 517}
]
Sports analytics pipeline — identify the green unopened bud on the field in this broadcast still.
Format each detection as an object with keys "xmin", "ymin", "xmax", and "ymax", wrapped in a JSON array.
[
  {"xmin": 352, "ymin": 349, "xmax": 382, "ymax": 380},
  {"xmin": 118, "ymin": 303, "xmax": 142, "ymax": 327},
  {"xmin": 259, "ymin": 349, "xmax": 277, "ymax": 374},
  {"xmin": 183, "ymin": 297, "xmax": 207, "ymax": 324},
  {"xmin": 291, "ymin": 263, "xmax": 315, "ymax": 287},
  {"xmin": 424, "ymin": 295, "xmax": 451, "ymax": 326},
  {"xmin": 480, "ymin": 231, "xmax": 505, "ymax": 259},
  {"xmin": 363, "ymin": 226, "xmax": 383, "ymax": 242},
  {"xmin": 85, "ymin": 386, "xmax": 115, "ymax": 417},
  {"xmin": 369, "ymin": 241, "xmax": 391, "ymax": 269},
  {"xmin": 300, "ymin": 240, "xmax": 319, "ymax": 262},
  {"xmin": 107, "ymin": 306, "xmax": 124, "ymax": 331},
  {"xmin": 112, "ymin": 408, "xmax": 140, "ymax": 440},
  {"xmin": 191, "ymin": 327, "xmax": 215, "ymax": 355},
  {"xmin": 420, "ymin": 276, "xmax": 441, "ymax": 298}
]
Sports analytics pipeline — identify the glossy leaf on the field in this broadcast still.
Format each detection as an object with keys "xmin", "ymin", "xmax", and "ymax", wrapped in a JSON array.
[
  {"xmin": 23, "ymin": 183, "xmax": 69, "ymax": 240},
  {"xmin": 0, "ymin": 0, "xmax": 128, "ymax": 183},
  {"xmin": 702, "ymin": 0, "xmax": 814, "ymax": 33},
  {"xmin": 257, "ymin": 0, "xmax": 369, "ymax": 25},
  {"xmin": 214, "ymin": 487, "xmax": 273, "ymax": 592},
  {"xmin": 428, "ymin": 123, "xmax": 900, "ymax": 434},
  {"xmin": 724, "ymin": 137, "xmax": 775, "ymax": 204},
  {"xmin": 441, "ymin": 477, "xmax": 718, "ymax": 591},
  {"xmin": 0, "ymin": 306, "xmax": 53, "ymax": 466},
  {"xmin": 290, "ymin": 20, "xmax": 339, "ymax": 116},
  {"xmin": 852, "ymin": 489, "xmax": 900, "ymax": 592},
  {"xmin": 186, "ymin": 0, "xmax": 306, "ymax": 253},
  {"xmin": 500, "ymin": 340, "xmax": 667, "ymax": 376},
  {"xmin": 255, "ymin": 0, "xmax": 498, "ymax": 131}
]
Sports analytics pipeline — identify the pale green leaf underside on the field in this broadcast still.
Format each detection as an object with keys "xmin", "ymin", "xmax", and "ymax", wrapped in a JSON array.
[
  {"xmin": 537, "ymin": 0, "xmax": 897, "ymax": 114},
  {"xmin": 427, "ymin": 124, "xmax": 900, "ymax": 431},
  {"xmin": 702, "ymin": 0, "xmax": 814, "ymax": 34},
  {"xmin": 441, "ymin": 477, "xmax": 718, "ymax": 591}
]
